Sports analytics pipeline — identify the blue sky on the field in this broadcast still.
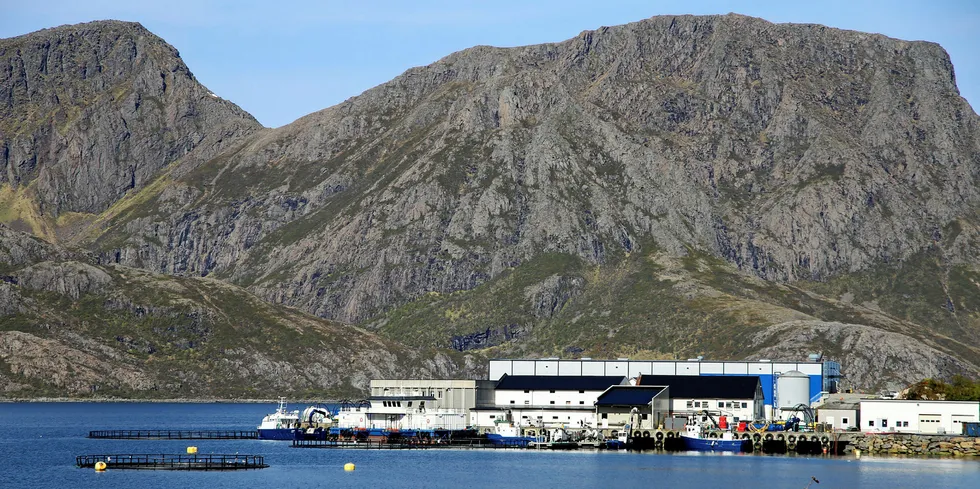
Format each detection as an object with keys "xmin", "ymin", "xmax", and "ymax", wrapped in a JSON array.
[{"xmin": 2, "ymin": 0, "xmax": 977, "ymax": 128}]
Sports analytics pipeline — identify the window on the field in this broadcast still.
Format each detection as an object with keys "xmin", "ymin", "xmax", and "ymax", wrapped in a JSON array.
[
  {"xmin": 552, "ymin": 416, "xmax": 559, "ymax": 420},
  {"xmin": 489, "ymin": 415, "xmax": 496, "ymax": 419},
  {"xmin": 882, "ymin": 419, "xmax": 888, "ymax": 428},
  {"xmin": 522, "ymin": 415, "xmax": 528, "ymax": 419},
  {"xmin": 868, "ymin": 420, "xmax": 874, "ymax": 427},
  {"xmin": 579, "ymin": 390, "xmax": 585, "ymax": 394},
  {"xmin": 842, "ymin": 417, "xmax": 849, "ymax": 424},
  {"xmin": 904, "ymin": 421, "xmax": 909, "ymax": 427},
  {"xmin": 601, "ymin": 413, "xmax": 608, "ymax": 419},
  {"xmin": 524, "ymin": 390, "xmax": 530, "ymax": 393},
  {"xmin": 550, "ymin": 390, "xmax": 556, "ymax": 394},
  {"xmin": 524, "ymin": 400, "xmax": 530, "ymax": 405},
  {"xmin": 687, "ymin": 401, "xmax": 694, "ymax": 408},
  {"xmin": 741, "ymin": 402, "xmax": 747, "ymax": 409},
  {"xmin": 438, "ymin": 391, "xmax": 442, "ymax": 399},
  {"xmin": 641, "ymin": 414, "xmax": 648, "ymax": 420},
  {"xmin": 726, "ymin": 402, "xmax": 732, "ymax": 409},
  {"xmin": 510, "ymin": 400, "xmax": 515, "ymax": 404},
  {"xmin": 566, "ymin": 401, "xmax": 571, "ymax": 405},
  {"xmin": 408, "ymin": 402, "xmax": 412, "ymax": 407},
  {"xmin": 718, "ymin": 402, "xmax": 724, "ymax": 409},
  {"xmin": 694, "ymin": 401, "xmax": 701, "ymax": 408},
  {"xmin": 550, "ymin": 401, "xmax": 555, "ymax": 405},
  {"xmin": 579, "ymin": 401, "xmax": 585, "ymax": 405}
]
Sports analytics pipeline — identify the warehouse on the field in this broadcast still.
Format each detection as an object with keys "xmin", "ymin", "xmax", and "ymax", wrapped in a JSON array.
[
  {"xmin": 637, "ymin": 375, "xmax": 765, "ymax": 422},
  {"xmin": 488, "ymin": 357, "xmax": 839, "ymax": 417},
  {"xmin": 469, "ymin": 374, "xmax": 626, "ymax": 430},
  {"xmin": 859, "ymin": 400, "xmax": 980, "ymax": 434},
  {"xmin": 594, "ymin": 385, "xmax": 671, "ymax": 430}
]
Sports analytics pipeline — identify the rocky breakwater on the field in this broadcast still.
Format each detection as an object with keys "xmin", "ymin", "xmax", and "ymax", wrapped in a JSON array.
[{"xmin": 846, "ymin": 433, "xmax": 980, "ymax": 457}]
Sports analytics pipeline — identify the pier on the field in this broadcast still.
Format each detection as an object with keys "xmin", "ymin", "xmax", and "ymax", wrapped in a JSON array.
[
  {"xmin": 292, "ymin": 438, "xmax": 527, "ymax": 449},
  {"xmin": 75, "ymin": 454, "xmax": 268, "ymax": 470},
  {"xmin": 88, "ymin": 430, "xmax": 258, "ymax": 440}
]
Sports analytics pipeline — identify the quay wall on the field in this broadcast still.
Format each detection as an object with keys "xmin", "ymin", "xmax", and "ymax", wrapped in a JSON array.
[{"xmin": 844, "ymin": 434, "xmax": 979, "ymax": 456}]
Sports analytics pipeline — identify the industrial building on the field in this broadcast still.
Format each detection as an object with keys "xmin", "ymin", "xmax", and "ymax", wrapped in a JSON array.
[
  {"xmin": 369, "ymin": 379, "xmax": 478, "ymax": 411},
  {"xmin": 488, "ymin": 357, "xmax": 839, "ymax": 418},
  {"xmin": 469, "ymin": 375, "xmax": 626, "ymax": 430},
  {"xmin": 859, "ymin": 400, "xmax": 980, "ymax": 434},
  {"xmin": 637, "ymin": 375, "xmax": 765, "ymax": 421},
  {"xmin": 594, "ymin": 385, "xmax": 671, "ymax": 430}
]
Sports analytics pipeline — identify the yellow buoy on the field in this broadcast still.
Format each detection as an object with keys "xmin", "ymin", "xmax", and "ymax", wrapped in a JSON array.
[
  {"xmin": 94, "ymin": 461, "xmax": 107, "ymax": 471},
  {"xmin": 344, "ymin": 462, "xmax": 355, "ymax": 471},
  {"xmin": 187, "ymin": 446, "xmax": 198, "ymax": 454}
]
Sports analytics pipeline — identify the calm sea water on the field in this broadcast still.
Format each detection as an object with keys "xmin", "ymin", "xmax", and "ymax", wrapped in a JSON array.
[{"xmin": 1, "ymin": 402, "xmax": 978, "ymax": 488}]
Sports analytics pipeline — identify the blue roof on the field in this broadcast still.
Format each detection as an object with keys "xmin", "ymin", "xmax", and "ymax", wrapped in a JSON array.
[
  {"xmin": 495, "ymin": 374, "xmax": 626, "ymax": 391},
  {"xmin": 595, "ymin": 386, "xmax": 667, "ymax": 406}
]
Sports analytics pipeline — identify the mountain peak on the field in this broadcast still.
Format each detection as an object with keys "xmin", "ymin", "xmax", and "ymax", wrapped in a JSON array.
[{"xmin": 0, "ymin": 20, "xmax": 262, "ymax": 233}]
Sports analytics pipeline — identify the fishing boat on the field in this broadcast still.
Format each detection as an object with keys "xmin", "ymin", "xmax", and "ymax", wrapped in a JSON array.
[
  {"xmin": 680, "ymin": 415, "xmax": 750, "ymax": 452},
  {"xmin": 256, "ymin": 397, "xmax": 301, "ymax": 440},
  {"xmin": 486, "ymin": 421, "xmax": 536, "ymax": 447}
]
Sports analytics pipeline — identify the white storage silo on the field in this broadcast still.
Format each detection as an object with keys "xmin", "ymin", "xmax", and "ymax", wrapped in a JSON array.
[{"xmin": 777, "ymin": 370, "xmax": 810, "ymax": 419}]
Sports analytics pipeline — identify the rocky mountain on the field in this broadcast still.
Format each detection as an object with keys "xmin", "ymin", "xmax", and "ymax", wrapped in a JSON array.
[
  {"xmin": 0, "ymin": 224, "xmax": 480, "ymax": 398},
  {"xmin": 1, "ymin": 14, "xmax": 979, "ymax": 397},
  {"xmin": 0, "ymin": 20, "xmax": 261, "ymax": 240}
]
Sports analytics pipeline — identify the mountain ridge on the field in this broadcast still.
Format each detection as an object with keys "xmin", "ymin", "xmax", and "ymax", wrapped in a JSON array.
[{"xmin": 1, "ymin": 14, "xmax": 979, "ymax": 396}]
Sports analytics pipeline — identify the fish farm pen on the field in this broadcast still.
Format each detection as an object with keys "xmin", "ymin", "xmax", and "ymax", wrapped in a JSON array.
[
  {"xmin": 75, "ymin": 454, "xmax": 268, "ymax": 470},
  {"xmin": 88, "ymin": 430, "xmax": 258, "ymax": 440}
]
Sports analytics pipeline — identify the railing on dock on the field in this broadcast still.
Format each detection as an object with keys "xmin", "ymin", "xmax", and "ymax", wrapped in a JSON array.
[
  {"xmin": 75, "ymin": 454, "xmax": 268, "ymax": 470},
  {"xmin": 291, "ymin": 438, "xmax": 525, "ymax": 449},
  {"xmin": 88, "ymin": 430, "xmax": 258, "ymax": 440}
]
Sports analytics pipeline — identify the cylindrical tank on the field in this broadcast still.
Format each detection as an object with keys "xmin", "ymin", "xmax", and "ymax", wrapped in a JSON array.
[{"xmin": 777, "ymin": 370, "xmax": 810, "ymax": 410}]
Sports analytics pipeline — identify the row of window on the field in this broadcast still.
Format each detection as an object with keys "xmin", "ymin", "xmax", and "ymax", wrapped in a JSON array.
[
  {"xmin": 382, "ymin": 401, "xmax": 411, "ymax": 407},
  {"xmin": 686, "ymin": 401, "xmax": 749, "ymax": 409},
  {"xmin": 868, "ymin": 420, "xmax": 911, "ymax": 427},
  {"xmin": 599, "ymin": 413, "xmax": 648, "ymax": 420}
]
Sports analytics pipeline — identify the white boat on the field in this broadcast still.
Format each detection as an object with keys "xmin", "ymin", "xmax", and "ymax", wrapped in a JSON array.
[
  {"xmin": 257, "ymin": 397, "xmax": 301, "ymax": 440},
  {"xmin": 333, "ymin": 396, "xmax": 468, "ymax": 431}
]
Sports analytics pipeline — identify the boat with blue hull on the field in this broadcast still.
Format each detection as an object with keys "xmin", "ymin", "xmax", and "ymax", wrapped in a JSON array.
[
  {"xmin": 680, "ymin": 433, "xmax": 751, "ymax": 452},
  {"xmin": 486, "ymin": 422, "xmax": 536, "ymax": 447},
  {"xmin": 680, "ymin": 413, "xmax": 750, "ymax": 452},
  {"xmin": 257, "ymin": 397, "xmax": 302, "ymax": 440}
]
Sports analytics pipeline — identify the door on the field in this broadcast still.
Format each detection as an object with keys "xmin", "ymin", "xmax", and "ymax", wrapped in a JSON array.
[
  {"xmin": 918, "ymin": 414, "xmax": 941, "ymax": 434},
  {"xmin": 953, "ymin": 415, "xmax": 975, "ymax": 435}
]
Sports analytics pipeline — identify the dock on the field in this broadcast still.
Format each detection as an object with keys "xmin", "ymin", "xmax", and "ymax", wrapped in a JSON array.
[
  {"xmin": 88, "ymin": 430, "xmax": 258, "ymax": 440},
  {"xmin": 292, "ymin": 439, "xmax": 430, "ymax": 449},
  {"xmin": 75, "ymin": 454, "xmax": 268, "ymax": 470},
  {"xmin": 292, "ymin": 438, "xmax": 526, "ymax": 449}
]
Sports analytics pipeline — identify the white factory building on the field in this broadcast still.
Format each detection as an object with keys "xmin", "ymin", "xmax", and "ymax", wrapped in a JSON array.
[
  {"xmin": 469, "ymin": 375, "xmax": 627, "ymax": 431},
  {"xmin": 488, "ymin": 358, "xmax": 836, "ymax": 419},
  {"xmin": 859, "ymin": 400, "xmax": 980, "ymax": 434}
]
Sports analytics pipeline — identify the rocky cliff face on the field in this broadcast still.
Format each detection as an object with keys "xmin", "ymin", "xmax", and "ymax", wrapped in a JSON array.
[
  {"xmin": 0, "ymin": 224, "xmax": 481, "ymax": 398},
  {"xmin": 0, "ymin": 21, "xmax": 261, "ymax": 238},
  {"xmin": 2, "ymin": 15, "xmax": 979, "ymax": 396},
  {"xmin": 89, "ymin": 14, "xmax": 979, "ymax": 319}
]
